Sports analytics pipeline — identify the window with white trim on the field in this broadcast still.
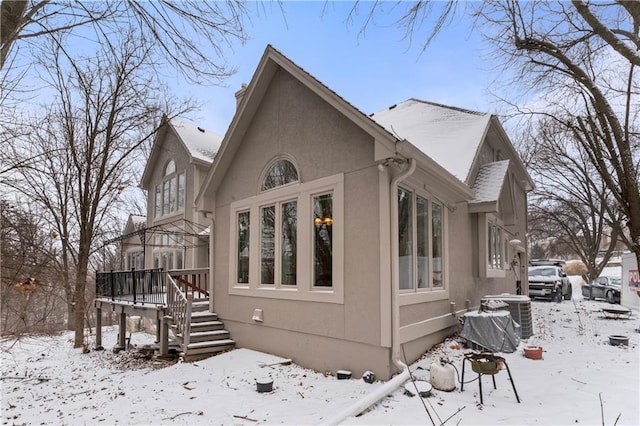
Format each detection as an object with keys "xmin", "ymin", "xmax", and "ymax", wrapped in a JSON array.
[
  {"xmin": 313, "ymin": 193, "xmax": 333, "ymax": 287},
  {"xmin": 154, "ymin": 160, "xmax": 185, "ymax": 218},
  {"xmin": 261, "ymin": 159, "xmax": 299, "ymax": 191},
  {"xmin": 126, "ymin": 250, "xmax": 144, "ymax": 270},
  {"xmin": 488, "ymin": 221, "xmax": 503, "ymax": 270},
  {"xmin": 398, "ymin": 186, "xmax": 445, "ymax": 292},
  {"xmin": 230, "ymin": 170, "xmax": 344, "ymax": 303},
  {"xmin": 152, "ymin": 233, "xmax": 184, "ymax": 270},
  {"xmin": 259, "ymin": 200, "xmax": 298, "ymax": 286}
]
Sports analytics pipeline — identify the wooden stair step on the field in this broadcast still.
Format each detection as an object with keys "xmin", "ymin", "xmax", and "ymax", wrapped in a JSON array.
[
  {"xmin": 183, "ymin": 330, "xmax": 230, "ymax": 343},
  {"xmin": 185, "ymin": 339, "xmax": 236, "ymax": 355},
  {"xmin": 191, "ymin": 300, "xmax": 210, "ymax": 312},
  {"xmin": 190, "ymin": 320, "xmax": 225, "ymax": 332},
  {"xmin": 190, "ymin": 311, "xmax": 218, "ymax": 322}
]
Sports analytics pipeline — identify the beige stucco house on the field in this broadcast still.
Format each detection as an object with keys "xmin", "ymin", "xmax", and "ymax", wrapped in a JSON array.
[{"xmin": 193, "ymin": 45, "xmax": 534, "ymax": 380}]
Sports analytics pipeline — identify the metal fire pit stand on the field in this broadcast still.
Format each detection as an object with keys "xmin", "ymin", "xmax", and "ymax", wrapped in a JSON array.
[{"xmin": 461, "ymin": 352, "xmax": 520, "ymax": 405}]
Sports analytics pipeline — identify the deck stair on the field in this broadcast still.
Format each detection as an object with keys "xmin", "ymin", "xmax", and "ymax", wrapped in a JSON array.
[{"xmin": 171, "ymin": 298, "xmax": 235, "ymax": 361}]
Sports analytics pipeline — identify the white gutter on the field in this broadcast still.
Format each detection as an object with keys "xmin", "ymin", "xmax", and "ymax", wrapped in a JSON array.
[{"xmin": 320, "ymin": 157, "xmax": 416, "ymax": 426}]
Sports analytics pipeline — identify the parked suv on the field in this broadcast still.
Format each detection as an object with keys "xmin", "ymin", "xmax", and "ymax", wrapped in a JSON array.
[{"xmin": 528, "ymin": 260, "xmax": 572, "ymax": 302}]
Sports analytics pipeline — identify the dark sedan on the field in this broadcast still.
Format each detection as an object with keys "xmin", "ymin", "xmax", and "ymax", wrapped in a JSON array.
[{"xmin": 582, "ymin": 276, "xmax": 621, "ymax": 304}]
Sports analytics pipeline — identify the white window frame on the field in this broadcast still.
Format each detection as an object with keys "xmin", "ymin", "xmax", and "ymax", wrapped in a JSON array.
[
  {"xmin": 152, "ymin": 232, "xmax": 185, "ymax": 270},
  {"xmin": 126, "ymin": 249, "xmax": 144, "ymax": 270},
  {"xmin": 397, "ymin": 185, "xmax": 449, "ymax": 306},
  {"xmin": 154, "ymin": 160, "xmax": 185, "ymax": 220},
  {"xmin": 479, "ymin": 213, "xmax": 507, "ymax": 278},
  {"xmin": 229, "ymin": 173, "xmax": 344, "ymax": 304}
]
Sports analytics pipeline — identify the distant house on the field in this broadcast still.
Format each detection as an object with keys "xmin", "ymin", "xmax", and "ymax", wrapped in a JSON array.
[
  {"xmin": 121, "ymin": 214, "xmax": 146, "ymax": 270},
  {"xmin": 120, "ymin": 117, "xmax": 222, "ymax": 271},
  {"xmin": 96, "ymin": 117, "xmax": 231, "ymax": 359},
  {"xmin": 191, "ymin": 45, "xmax": 534, "ymax": 380}
]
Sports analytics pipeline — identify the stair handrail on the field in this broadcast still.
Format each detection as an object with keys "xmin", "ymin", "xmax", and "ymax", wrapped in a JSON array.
[{"xmin": 166, "ymin": 273, "xmax": 193, "ymax": 350}]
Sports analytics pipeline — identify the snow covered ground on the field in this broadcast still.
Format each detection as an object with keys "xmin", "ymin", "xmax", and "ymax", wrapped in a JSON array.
[{"xmin": 2, "ymin": 284, "xmax": 638, "ymax": 425}]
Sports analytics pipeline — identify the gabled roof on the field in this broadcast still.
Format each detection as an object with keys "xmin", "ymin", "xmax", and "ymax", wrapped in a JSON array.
[
  {"xmin": 123, "ymin": 214, "xmax": 147, "ymax": 234},
  {"xmin": 370, "ymin": 99, "xmax": 491, "ymax": 182},
  {"xmin": 468, "ymin": 159, "xmax": 518, "ymax": 224},
  {"xmin": 140, "ymin": 118, "xmax": 222, "ymax": 189},
  {"xmin": 171, "ymin": 118, "xmax": 221, "ymax": 163},
  {"xmin": 196, "ymin": 45, "xmax": 478, "ymax": 211},
  {"xmin": 471, "ymin": 160, "xmax": 510, "ymax": 204}
]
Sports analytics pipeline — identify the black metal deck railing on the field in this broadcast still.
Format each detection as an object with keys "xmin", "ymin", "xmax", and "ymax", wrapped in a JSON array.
[{"xmin": 96, "ymin": 268, "xmax": 166, "ymax": 305}]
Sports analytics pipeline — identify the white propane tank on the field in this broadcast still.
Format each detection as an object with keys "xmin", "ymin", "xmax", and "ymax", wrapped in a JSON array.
[{"xmin": 430, "ymin": 359, "xmax": 456, "ymax": 391}]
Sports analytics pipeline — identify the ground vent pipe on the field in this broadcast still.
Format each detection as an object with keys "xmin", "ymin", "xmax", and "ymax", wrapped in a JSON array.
[
  {"xmin": 319, "ymin": 158, "xmax": 416, "ymax": 426},
  {"xmin": 319, "ymin": 365, "xmax": 411, "ymax": 425}
]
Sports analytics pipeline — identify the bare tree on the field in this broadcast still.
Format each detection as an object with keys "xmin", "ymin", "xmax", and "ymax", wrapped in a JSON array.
[
  {"xmin": 1, "ymin": 201, "xmax": 67, "ymax": 335},
  {"xmin": 3, "ymin": 32, "xmax": 197, "ymax": 347},
  {"xmin": 355, "ymin": 1, "xmax": 640, "ymax": 267},
  {"xmin": 0, "ymin": 0, "xmax": 249, "ymax": 83},
  {"xmin": 526, "ymin": 120, "xmax": 624, "ymax": 282}
]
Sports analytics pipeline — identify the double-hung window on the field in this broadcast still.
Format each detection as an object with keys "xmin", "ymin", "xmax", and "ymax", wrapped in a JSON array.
[{"xmin": 398, "ymin": 186, "xmax": 445, "ymax": 292}]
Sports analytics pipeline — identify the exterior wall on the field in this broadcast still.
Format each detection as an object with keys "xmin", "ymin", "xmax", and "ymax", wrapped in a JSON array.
[
  {"xmin": 213, "ymin": 68, "xmax": 394, "ymax": 379},
  {"xmin": 207, "ymin": 63, "xmax": 531, "ymax": 379},
  {"xmin": 393, "ymin": 133, "xmax": 530, "ymax": 368}
]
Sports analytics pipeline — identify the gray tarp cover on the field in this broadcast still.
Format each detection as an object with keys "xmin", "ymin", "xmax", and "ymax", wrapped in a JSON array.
[{"xmin": 461, "ymin": 310, "xmax": 520, "ymax": 353}]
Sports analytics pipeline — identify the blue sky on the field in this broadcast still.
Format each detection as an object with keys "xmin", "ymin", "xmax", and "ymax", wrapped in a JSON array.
[{"xmin": 179, "ymin": 1, "xmax": 500, "ymax": 137}]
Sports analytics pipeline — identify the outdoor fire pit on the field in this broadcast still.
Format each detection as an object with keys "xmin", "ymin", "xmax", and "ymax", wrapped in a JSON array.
[{"xmin": 608, "ymin": 335, "xmax": 629, "ymax": 346}]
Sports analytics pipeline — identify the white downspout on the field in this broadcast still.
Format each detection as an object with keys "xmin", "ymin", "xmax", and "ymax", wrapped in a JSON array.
[
  {"xmin": 207, "ymin": 211, "xmax": 215, "ymax": 314},
  {"xmin": 320, "ymin": 157, "xmax": 416, "ymax": 426}
]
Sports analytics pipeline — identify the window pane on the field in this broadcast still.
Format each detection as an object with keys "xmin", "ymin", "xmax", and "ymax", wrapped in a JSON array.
[
  {"xmin": 169, "ymin": 176, "xmax": 177, "ymax": 213},
  {"xmin": 281, "ymin": 201, "xmax": 297, "ymax": 285},
  {"xmin": 163, "ymin": 181, "xmax": 170, "ymax": 215},
  {"xmin": 176, "ymin": 250, "xmax": 183, "ymax": 270},
  {"xmin": 493, "ymin": 225, "xmax": 502, "ymax": 269},
  {"xmin": 313, "ymin": 194, "xmax": 333, "ymax": 287},
  {"xmin": 155, "ymin": 185, "xmax": 161, "ymax": 217},
  {"xmin": 237, "ymin": 211, "xmax": 250, "ymax": 284},
  {"xmin": 260, "ymin": 206, "xmax": 275, "ymax": 284},
  {"xmin": 261, "ymin": 159, "xmax": 299, "ymax": 191},
  {"xmin": 164, "ymin": 160, "xmax": 176, "ymax": 176},
  {"xmin": 432, "ymin": 202, "xmax": 443, "ymax": 288},
  {"xmin": 177, "ymin": 173, "xmax": 185, "ymax": 210},
  {"xmin": 416, "ymin": 196, "xmax": 429, "ymax": 289},
  {"xmin": 398, "ymin": 187, "xmax": 413, "ymax": 290}
]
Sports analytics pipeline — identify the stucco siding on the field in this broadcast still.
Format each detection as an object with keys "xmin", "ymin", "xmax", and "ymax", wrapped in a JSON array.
[{"xmin": 213, "ymin": 68, "xmax": 385, "ymax": 353}]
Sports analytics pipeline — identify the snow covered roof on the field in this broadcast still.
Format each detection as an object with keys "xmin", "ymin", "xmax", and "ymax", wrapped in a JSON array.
[
  {"xmin": 471, "ymin": 160, "xmax": 510, "ymax": 203},
  {"xmin": 130, "ymin": 215, "xmax": 147, "ymax": 230},
  {"xmin": 370, "ymin": 99, "xmax": 491, "ymax": 182},
  {"xmin": 170, "ymin": 118, "xmax": 222, "ymax": 164}
]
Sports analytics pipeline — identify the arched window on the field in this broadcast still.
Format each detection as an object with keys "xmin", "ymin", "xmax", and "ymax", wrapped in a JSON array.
[
  {"xmin": 164, "ymin": 160, "xmax": 176, "ymax": 176},
  {"xmin": 261, "ymin": 159, "xmax": 299, "ymax": 191}
]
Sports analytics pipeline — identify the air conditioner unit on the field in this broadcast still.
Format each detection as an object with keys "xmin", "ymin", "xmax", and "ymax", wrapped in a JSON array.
[{"xmin": 481, "ymin": 294, "xmax": 533, "ymax": 339}]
